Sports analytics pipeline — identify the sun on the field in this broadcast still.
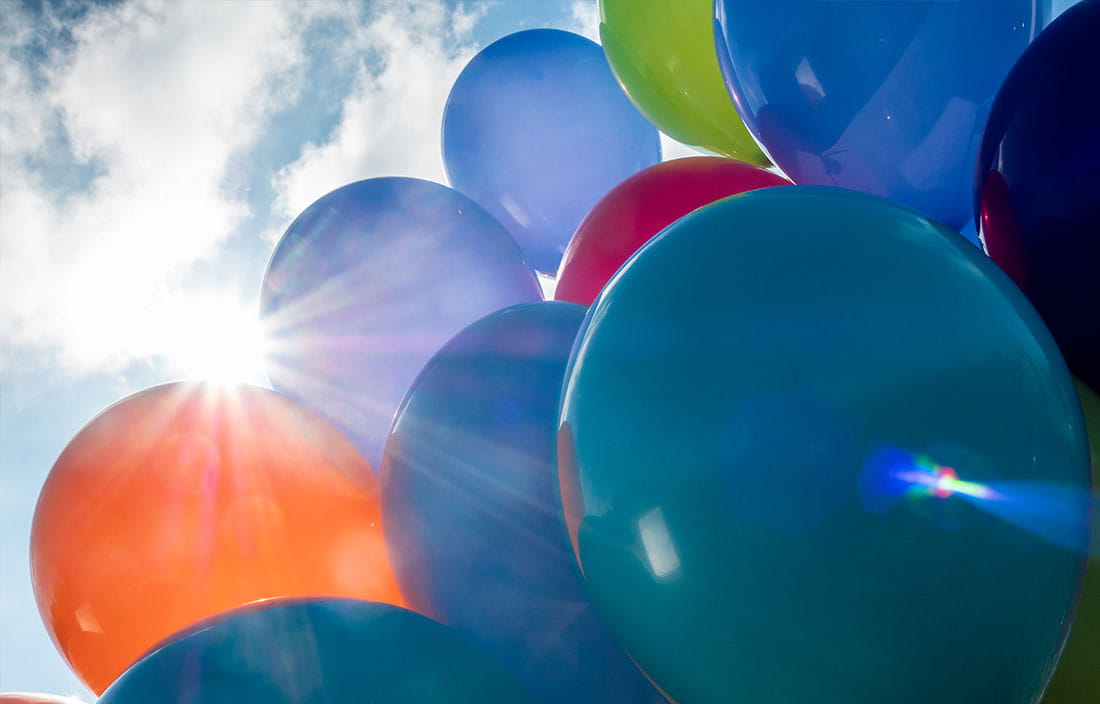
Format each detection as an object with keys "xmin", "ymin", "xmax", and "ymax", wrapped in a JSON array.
[{"xmin": 156, "ymin": 292, "xmax": 271, "ymax": 387}]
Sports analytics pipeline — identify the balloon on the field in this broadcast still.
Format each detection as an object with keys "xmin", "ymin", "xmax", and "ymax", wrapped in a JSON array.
[
  {"xmin": 0, "ymin": 696, "xmax": 86, "ymax": 704},
  {"xmin": 442, "ymin": 29, "xmax": 661, "ymax": 274},
  {"xmin": 554, "ymin": 156, "xmax": 788, "ymax": 305},
  {"xmin": 957, "ymin": 218, "xmax": 981, "ymax": 248},
  {"xmin": 31, "ymin": 382, "xmax": 402, "ymax": 693},
  {"xmin": 381, "ymin": 302, "xmax": 664, "ymax": 703},
  {"xmin": 976, "ymin": 0, "xmax": 1100, "ymax": 392},
  {"xmin": 558, "ymin": 186, "xmax": 1091, "ymax": 704},
  {"xmin": 1041, "ymin": 378, "xmax": 1099, "ymax": 704},
  {"xmin": 599, "ymin": 0, "xmax": 767, "ymax": 163},
  {"xmin": 714, "ymin": 0, "xmax": 1053, "ymax": 231},
  {"xmin": 97, "ymin": 599, "xmax": 530, "ymax": 704},
  {"xmin": 260, "ymin": 177, "xmax": 542, "ymax": 469}
]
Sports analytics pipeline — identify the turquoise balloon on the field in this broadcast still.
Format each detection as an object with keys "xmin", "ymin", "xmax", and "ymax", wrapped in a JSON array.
[
  {"xmin": 97, "ymin": 599, "xmax": 529, "ymax": 704},
  {"xmin": 558, "ymin": 186, "xmax": 1091, "ymax": 704}
]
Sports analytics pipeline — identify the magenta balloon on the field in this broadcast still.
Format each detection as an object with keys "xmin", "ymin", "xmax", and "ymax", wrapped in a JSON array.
[
  {"xmin": 260, "ymin": 177, "xmax": 542, "ymax": 469},
  {"xmin": 555, "ymin": 157, "xmax": 788, "ymax": 305}
]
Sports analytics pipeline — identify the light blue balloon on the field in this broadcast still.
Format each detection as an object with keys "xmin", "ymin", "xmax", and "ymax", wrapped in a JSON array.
[
  {"xmin": 382, "ymin": 302, "xmax": 665, "ymax": 704},
  {"xmin": 98, "ymin": 599, "xmax": 530, "ymax": 703},
  {"xmin": 714, "ymin": 0, "xmax": 1054, "ymax": 231},
  {"xmin": 443, "ymin": 29, "xmax": 662, "ymax": 274},
  {"xmin": 260, "ymin": 177, "xmax": 542, "ymax": 470}
]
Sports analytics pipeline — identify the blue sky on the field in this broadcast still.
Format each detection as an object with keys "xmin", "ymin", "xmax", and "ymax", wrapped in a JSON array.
[{"xmin": 0, "ymin": 0, "xmax": 708, "ymax": 696}]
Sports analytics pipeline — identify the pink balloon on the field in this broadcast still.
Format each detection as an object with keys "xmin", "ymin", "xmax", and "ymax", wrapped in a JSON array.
[{"xmin": 554, "ymin": 157, "xmax": 788, "ymax": 305}]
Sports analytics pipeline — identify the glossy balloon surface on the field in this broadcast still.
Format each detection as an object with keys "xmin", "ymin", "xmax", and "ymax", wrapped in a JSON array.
[
  {"xmin": 1041, "ymin": 378, "xmax": 1099, "ymax": 704},
  {"xmin": 382, "ymin": 302, "xmax": 663, "ymax": 703},
  {"xmin": 559, "ymin": 186, "xmax": 1090, "ymax": 704},
  {"xmin": 97, "ymin": 599, "xmax": 529, "ymax": 704},
  {"xmin": 0, "ymin": 696, "xmax": 86, "ymax": 704},
  {"xmin": 599, "ymin": 0, "xmax": 767, "ymax": 163},
  {"xmin": 260, "ymin": 177, "xmax": 542, "ymax": 469},
  {"xmin": 31, "ymin": 382, "xmax": 402, "ymax": 693},
  {"xmin": 443, "ymin": 29, "xmax": 661, "ymax": 274},
  {"xmin": 554, "ymin": 157, "xmax": 787, "ymax": 305},
  {"xmin": 715, "ymin": 0, "xmax": 1052, "ymax": 230},
  {"xmin": 976, "ymin": 0, "xmax": 1100, "ymax": 391}
]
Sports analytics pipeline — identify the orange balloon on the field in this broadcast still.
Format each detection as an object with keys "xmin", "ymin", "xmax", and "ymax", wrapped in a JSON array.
[
  {"xmin": 31, "ymin": 381, "xmax": 403, "ymax": 694},
  {"xmin": 0, "ymin": 695, "xmax": 87, "ymax": 704}
]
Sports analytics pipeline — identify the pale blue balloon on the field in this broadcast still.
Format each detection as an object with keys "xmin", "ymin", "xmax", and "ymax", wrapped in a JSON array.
[
  {"xmin": 260, "ymin": 177, "xmax": 542, "ymax": 470},
  {"xmin": 443, "ymin": 29, "xmax": 661, "ymax": 274}
]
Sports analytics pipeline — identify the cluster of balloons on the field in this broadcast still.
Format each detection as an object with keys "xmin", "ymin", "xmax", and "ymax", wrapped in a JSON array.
[{"xmin": 12, "ymin": 1, "xmax": 1097, "ymax": 703}]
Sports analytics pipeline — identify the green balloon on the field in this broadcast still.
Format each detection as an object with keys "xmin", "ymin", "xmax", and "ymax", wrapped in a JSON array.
[
  {"xmin": 1042, "ymin": 379, "xmax": 1099, "ymax": 704},
  {"xmin": 599, "ymin": 0, "xmax": 768, "ymax": 164},
  {"xmin": 558, "ymin": 186, "xmax": 1091, "ymax": 704}
]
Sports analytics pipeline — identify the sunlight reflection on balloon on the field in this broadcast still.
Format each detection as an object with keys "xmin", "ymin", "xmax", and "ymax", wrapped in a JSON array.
[
  {"xmin": 861, "ymin": 445, "xmax": 1094, "ymax": 556},
  {"xmin": 637, "ymin": 507, "xmax": 681, "ymax": 581}
]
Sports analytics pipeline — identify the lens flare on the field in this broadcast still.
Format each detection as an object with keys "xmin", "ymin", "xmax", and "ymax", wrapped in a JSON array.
[
  {"xmin": 860, "ymin": 444, "xmax": 1093, "ymax": 556},
  {"xmin": 893, "ymin": 459, "xmax": 1004, "ymax": 501}
]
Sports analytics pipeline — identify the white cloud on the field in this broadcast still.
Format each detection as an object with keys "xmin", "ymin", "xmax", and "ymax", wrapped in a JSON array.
[
  {"xmin": 660, "ymin": 133, "xmax": 710, "ymax": 160},
  {"xmin": 0, "ymin": 0, "xmax": 330, "ymax": 375},
  {"xmin": 568, "ymin": 0, "xmax": 599, "ymax": 40},
  {"xmin": 270, "ymin": 1, "xmax": 486, "ymax": 226}
]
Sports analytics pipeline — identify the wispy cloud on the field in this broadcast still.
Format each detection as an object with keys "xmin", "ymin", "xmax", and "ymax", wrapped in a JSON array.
[
  {"xmin": 270, "ymin": 1, "xmax": 487, "ymax": 227},
  {"xmin": 0, "ymin": 0, "xmax": 331, "ymax": 375}
]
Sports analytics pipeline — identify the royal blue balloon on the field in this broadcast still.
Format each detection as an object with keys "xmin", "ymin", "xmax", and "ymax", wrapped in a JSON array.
[
  {"xmin": 558, "ymin": 186, "xmax": 1090, "ymax": 703},
  {"xmin": 715, "ymin": 0, "xmax": 1053, "ymax": 231},
  {"xmin": 976, "ymin": 0, "xmax": 1100, "ymax": 392},
  {"xmin": 260, "ymin": 177, "xmax": 542, "ymax": 469},
  {"xmin": 97, "ymin": 599, "xmax": 530, "ymax": 703},
  {"xmin": 382, "ymin": 302, "xmax": 665, "ymax": 704},
  {"xmin": 443, "ymin": 29, "xmax": 662, "ymax": 274}
]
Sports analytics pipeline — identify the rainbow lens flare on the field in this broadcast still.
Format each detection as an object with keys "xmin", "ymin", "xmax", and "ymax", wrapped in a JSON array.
[
  {"xmin": 860, "ymin": 444, "xmax": 1093, "ymax": 556},
  {"xmin": 893, "ymin": 455, "xmax": 1004, "ymax": 501}
]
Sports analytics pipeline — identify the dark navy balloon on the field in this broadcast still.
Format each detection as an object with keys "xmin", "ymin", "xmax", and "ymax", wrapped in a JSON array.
[
  {"xmin": 443, "ymin": 29, "xmax": 662, "ymax": 274},
  {"xmin": 97, "ymin": 599, "xmax": 529, "ymax": 703},
  {"xmin": 260, "ymin": 177, "xmax": 542, "ymax": 470},
  {"xmin": 382, "ymin": 302, "xmax": 664, "ymax": 704},
  {"xmin": 558, "ymin": 186, "xmax": 1090, "ymax": 704},
  {"xmin": 976, "ymin": 0, "xmax": 1100, "ymax": 392},
  {"xmin": 715, "ymin": 0, "xmax": 1052, "ymax": 231}
]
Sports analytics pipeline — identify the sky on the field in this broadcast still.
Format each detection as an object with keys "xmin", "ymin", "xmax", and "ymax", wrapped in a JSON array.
[{"xmin": 0, "ymin": 0, "xmax": 706, "ymax": 697}]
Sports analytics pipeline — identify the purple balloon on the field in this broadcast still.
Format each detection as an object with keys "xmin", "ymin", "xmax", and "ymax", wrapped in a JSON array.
[{"xmin": 260, "ymin": 177, "xmax": 542, "ymax": 469}]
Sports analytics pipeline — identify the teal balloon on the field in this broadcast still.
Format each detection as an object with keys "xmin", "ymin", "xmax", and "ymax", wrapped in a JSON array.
[
  {"xmin": 557, "ymin": 186, "xmax": 1091, "ymax": 704},
  {"xmin": 97, "ymin": 599, "xmax": 529, "ymax": 704}
]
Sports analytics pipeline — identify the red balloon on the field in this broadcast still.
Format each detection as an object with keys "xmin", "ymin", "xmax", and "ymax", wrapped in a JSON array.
[
  {"xmin": 554, "ymin": 156, "xmax": 788, "ymax": 305},
  {"xmin": 0, "ymin": 696, "xmax": 86, "ymax": 704}
]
